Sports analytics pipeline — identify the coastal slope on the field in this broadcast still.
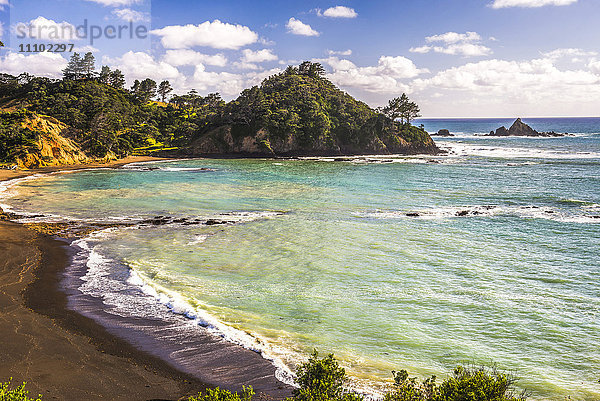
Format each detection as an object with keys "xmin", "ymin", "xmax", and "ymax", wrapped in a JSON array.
[{"xmin": 1, "ymin": 62, "xmax": 439, "ymax": 166}]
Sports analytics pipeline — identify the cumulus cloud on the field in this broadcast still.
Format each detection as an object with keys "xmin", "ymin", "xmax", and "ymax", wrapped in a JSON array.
[
  {"xmin": 163, "ymin": 49, "xmax": 227, "ymax": 67},
  {"xmin": 84, "ymin": 0, "xmax": 141, "ymax": 6},
  {"xmin": 323, "ymin": 55, "xmax": 427, "ymax": 93},
  {"xmin": 411, "ymin": 55, "xmax": 600, "ymax": 116},
  {"xmin": 241, "ymin": 49, "xmax": 278, "ymax": 63},
  {"xmin": 151, "ymin": 20, "xmax": 258, "ymax": 49},
  {"xmin": 410, "ymin": 31, "xmax": 492, "ymax": 57},
  {"xmin": 589, "ymin": 60, "xmax": 600, "ymax": 75},
  {"xmin": 318, "ymin": 6, "xmax": 358, "ymax": 18},
  {"xmin": 0, "ymin": 51, "xmax": 68, "ymax": 77},
  {"xmin": 111, "ymin": 8, "xmax": 149, "ymax": 22},
  {"xmin": 328, "ymin": 49, "xmax": 352, "ymax": 56},
  {"xmin": 490, "ymin": 0, "xmax": 577, "ymax": 8},
  {"xmin": 103, "ymin": 51, "xmax": 181, "ymax": 83},
  {"xmin": 286, "ymin": 18, "xmax": 320, "ymax": 36},
  {"xmin": 412, "ymin": 58, "xmax": 599, "ymax": 96},
  {"xmin": 15, "ymin": 16, "xmax": 80, "ymax": 42},
  {"xmin": 0, "ymin": 0, "xmax": 8, "ymax": 11}
]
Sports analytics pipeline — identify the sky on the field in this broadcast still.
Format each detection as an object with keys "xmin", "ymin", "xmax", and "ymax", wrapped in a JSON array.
[{"xmin": 1, "ymin": 0, "xmax": 599, "ymax": 117}]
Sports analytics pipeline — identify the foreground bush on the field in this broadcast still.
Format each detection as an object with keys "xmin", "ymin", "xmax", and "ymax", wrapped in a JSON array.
[
  {"xmin": 188, "ymin": 351, "xmax": 528, "ymax": 401},
  {"xmin": 188, "ymin": 386, "xmax": 254, "ymax": 401},
  {"xmin": 0, "ymin": 379, "xmax": 42, "ymax": 401}
]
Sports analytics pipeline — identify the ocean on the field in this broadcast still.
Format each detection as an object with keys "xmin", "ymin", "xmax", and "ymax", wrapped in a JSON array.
[{"xmin": 1, "ymin": 117, "xmax": 599, "ymax": 400}]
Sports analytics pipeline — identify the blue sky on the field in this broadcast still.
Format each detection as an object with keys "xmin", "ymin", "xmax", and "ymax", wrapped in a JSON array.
[{"xmin": 1, "ymin": 0, "xmax": 600, "ymax": 117}]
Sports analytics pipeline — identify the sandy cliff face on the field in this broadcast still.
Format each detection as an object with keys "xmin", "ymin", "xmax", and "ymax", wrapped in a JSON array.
[{"xmin": 16, "ymin": 115, "xmax": 90, "ymax": 168}]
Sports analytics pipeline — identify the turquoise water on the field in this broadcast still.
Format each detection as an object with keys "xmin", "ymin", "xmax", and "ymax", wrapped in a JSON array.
[{"xmin": 2, "ymin": 120, "xmax": 600, "ymax": 400}]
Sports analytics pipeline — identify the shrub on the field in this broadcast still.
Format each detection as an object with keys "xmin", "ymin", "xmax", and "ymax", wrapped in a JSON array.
[
  {"xmin": 436, "ymin": 365, "xmax": 527, "ymax": 401},
  {"xmin": 188, "ymin": 386, "xmax": 254, "ymax": 401},
  {"xmin": 291, "ymin": 350, "xmax": 364, "ymax": 401},
  {"xmin": 0, "ymin": 379, "xmax": 42, "ymax": 401}
]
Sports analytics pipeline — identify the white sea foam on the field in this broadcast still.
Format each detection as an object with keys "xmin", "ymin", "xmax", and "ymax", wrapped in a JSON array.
[
  {"xmin": 187, "ymin": 234, "xmax": 209, "ymax": 246},
  {"xmin": 438, "ymin": 142, "xmax": 600, "ymax": 160},
  {"xmin": 359, "ymin": 204, "xmax": 600, "ymax": 224},
  {"xmin": 70, "ymin": 213, "xmax": 297, "ymax": 387}
]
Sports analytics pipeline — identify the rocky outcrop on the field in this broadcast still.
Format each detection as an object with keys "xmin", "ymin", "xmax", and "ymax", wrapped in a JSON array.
[
  {"xmin": 432, "ymin": 129, "xmax": 453, "ymax": 137},
  {"xmin": 16, "ymin": 115, "xmax": 90, "ymax": 168},
  {"xmin": 185, "ymin": 124, "xmax": 440, "ymax": 157},
  {"xmin": 488, "ymin": 118, "xmax": 566, "ymax": 137}
]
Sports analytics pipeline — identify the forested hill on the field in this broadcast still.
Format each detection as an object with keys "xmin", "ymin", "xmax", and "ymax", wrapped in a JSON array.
[{"xmin": 0, "ymin": 59, "xmax": 439, "ymax": 167}]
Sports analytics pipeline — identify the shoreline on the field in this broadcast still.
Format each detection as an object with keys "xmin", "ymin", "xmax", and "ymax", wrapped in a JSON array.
[{"xmin": 0, "ymin": 156, "xmax": 293, "ymax": 400}]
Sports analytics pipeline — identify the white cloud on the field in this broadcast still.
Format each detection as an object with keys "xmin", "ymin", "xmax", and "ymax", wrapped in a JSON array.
[
  {"xmin": 84, "ymin": 0, "xmax": 141, "ymax": 6},
  {"xmin": 103, "ymin": 51, "xmax": 181, "ymax": 83},
  {"xmin": 72, "ymin": 45, "xmax": 100, "ymax": 53},
  {"xmin": 412, "ymin": 58, "xmax": 599, "ymax": 94},
  {"xmin": 286, "ymin": 18, "xmax": 320, "ymax": 37},
  {"xmin": 542, "ymin": 48, "xmax": 597, "ymax": 59},
  {"xmin": 151, "ymin": 20, "xmax": 259, "ymax": 50},
  {"xmin": 589, "ymin": 60, "xmax": 600, "ymax": 75},
  {"xmin": 241, "ymin": 49, "xmax": 278, "ymax": 63},
  {"xmin": 0, "ymin": 22, "xmax": 4, "ymax": 39},
  {"xmin": 163, "ymin": 49, "xmax": 227, "ymax": 67},
  {"xmin": 111, "ymin": 8, "xmax": 149, "ymax": 22},
  {"xmin": 15, "ymin": 16, "xmax": 80, "ymax": 42},
  {"xmin": 490, "ymin": 0, "xmax": 577, "ymax": 8},
  {"xmin": 189, "ymin": 64, "xmax": 245, "ymax": 95},
  {"xmin": 323, "ymin": 55, "xmax": 427, "ymax": 93},
  {"xmin": 409, "ymin": 46, "xmax": 432, "ymax": 54},
  {"xmin": 0, "ymin": 0, "xmax": 8, "ymax": 11},
  {"xmin": 318, "ymin": 6, "xmax": 358, "ymax": 18},
  {"xmin": 0, "ymin": 51, "xmax": 68, "ymax": 78},
  {"xmin": 328, "ymin": 49, "xmax": 352, "ymax": 56},
  {"xmin": 411, "ymin": 55, "xmax": 600, "ymax": 116},
  {"xmin": 411, "ymin": 31, "xmax": 492, "ymax": 57},
  {"xmin": 426, "ymin": 31, "xmax": 481, "ymax": 44},
  {"xmin": 412, "ymin": 43, "xmax": 492, "ymax": 57}
]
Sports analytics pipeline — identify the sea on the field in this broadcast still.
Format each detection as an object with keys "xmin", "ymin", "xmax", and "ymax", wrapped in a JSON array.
[{"xmin": 1, "ymin": 117, "xmax": 599, "ymax": 400}]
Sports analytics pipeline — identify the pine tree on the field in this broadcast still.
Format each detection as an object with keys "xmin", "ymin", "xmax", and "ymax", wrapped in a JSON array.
[
  {"xmin": 109, "ymin": 69, "xmax": 125, "ymax": 89},
  {"xmin": 99, "ymin": 66, "xmax": 111, "ymax": 84},
  {"xmin": 81, "ymin": 52, "xmax": 96, "ymax": 79},
  {"xmin": 139, "ymin": 78, "xmax": 157, "ymax": 102},
  {"xmin": 157, "ymin": 80, "xmax": 173, "ymax": 102},
  {"xmin": 63, "ymin": 52, "xmax": 84, "ymax": 80}
]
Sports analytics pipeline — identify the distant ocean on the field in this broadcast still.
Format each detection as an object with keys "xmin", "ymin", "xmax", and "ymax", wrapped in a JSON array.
[{"xmin": 1, "ymin": 117, "xmax": 599, "ymax": 400}]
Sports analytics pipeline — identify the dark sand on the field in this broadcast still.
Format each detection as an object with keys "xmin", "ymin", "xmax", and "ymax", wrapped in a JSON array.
[{"xmin": 0, "ymin": 158, "xmax": 293, "ymax": 401}]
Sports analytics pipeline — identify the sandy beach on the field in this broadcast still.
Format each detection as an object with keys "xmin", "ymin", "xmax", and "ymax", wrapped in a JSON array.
[{"xmin": 0, "ymin": 157, "xmax": 291, "ymax": 401}]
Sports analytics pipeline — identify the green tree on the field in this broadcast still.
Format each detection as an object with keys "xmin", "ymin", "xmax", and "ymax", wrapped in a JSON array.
[
  {"xmin": 98, "ymin": 66, "xmax": 111, "ymax": 84},
  {"xmin": 157, "ymin": 80, "xmax": 173, "ymax": 102},
  {"xmin": 62, "ymin": 52, "xmax": 84, "ymax": 80},
  {"xmin": 81, "ymin": 52, "xmax": 96, "ymax": 79},
  {"xmin": 382, "ymin": 94, "xmax": 421, "ymax": 125},
  {"xmin": 109, "ymin": 69, "xmax": 125, "ymax": 89}
]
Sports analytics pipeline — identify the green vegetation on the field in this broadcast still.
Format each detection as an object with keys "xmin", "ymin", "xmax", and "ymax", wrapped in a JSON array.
[
  {"xmin": 187, "ymin": 352, "xmax": 527, "ymax": 401},
  {"xmin": 0, "ymin": 379, "xmax": 42, "ymax": 401},
  {"xmin": 188, "ymin": 386, "xmax": 255, "ymax": 401},
  {"xmin": 0, "ymin": 110, "xmax": 39, "ymax": 163},
  {"xmin": 0, "ymin": 54, "xmax": 438, "ymax": 163}
]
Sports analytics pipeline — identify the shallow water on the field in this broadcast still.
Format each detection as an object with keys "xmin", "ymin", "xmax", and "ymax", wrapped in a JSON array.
[{"xmin": 2, "ymin": 119, "xmax": 600, "ymax": 400}]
